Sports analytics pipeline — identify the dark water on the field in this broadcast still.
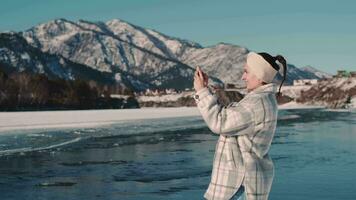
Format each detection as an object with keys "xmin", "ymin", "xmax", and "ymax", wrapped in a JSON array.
[{"xmin": 0, "ymin": 110, "xmax": 355, "ymax": 200}]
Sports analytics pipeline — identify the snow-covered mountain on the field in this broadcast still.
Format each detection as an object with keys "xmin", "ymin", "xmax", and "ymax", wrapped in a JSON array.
[
  {"xmin": 0, "ymin": 32, "xmax": 149, "ymax": 89},
  {"xmin": 300, "ymin": 65, "xmax": 332, "ymax": 79},
  {"xmin": 1, "ymin": 18, "xmax": 325, "ymax": 91},
  {"xmin": 280, "ymin": 64, "xmax": 320, "ymax": 85},
  {"xmin": 0, "ymin": 32, "xmax": 114, "ymax": 83}
]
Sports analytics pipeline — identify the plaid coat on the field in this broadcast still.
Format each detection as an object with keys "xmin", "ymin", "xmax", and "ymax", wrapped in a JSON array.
[{"xmin": 194, "ymin": 83, "xmax": 278, "ymax": 200}]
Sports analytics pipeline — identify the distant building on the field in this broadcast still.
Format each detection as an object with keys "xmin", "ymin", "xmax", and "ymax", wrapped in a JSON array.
[{"xmin": 293, "ymin": 79, "xmax": 318, "ymax": 86}]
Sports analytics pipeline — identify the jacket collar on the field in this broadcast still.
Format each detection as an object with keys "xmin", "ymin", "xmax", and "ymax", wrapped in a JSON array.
[{"xmin": 248, "ymin": 83, "xmax": 277, "ymax": 95}]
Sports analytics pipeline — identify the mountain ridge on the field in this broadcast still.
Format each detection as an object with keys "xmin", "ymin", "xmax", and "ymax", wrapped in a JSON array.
[{"xmin": 1, "ymin": 18, "xmax": 326, "ymax": 91}]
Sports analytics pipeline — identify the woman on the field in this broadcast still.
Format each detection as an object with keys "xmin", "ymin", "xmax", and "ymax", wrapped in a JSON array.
[{"xmin": 193, "ymin": 52, "xmax": 287, "ymax": 200}]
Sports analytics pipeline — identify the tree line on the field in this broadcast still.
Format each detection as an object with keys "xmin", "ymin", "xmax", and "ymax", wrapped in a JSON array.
[{"xmin": 0, "ymin": 69, "xmax": 139, "ymax": 111}]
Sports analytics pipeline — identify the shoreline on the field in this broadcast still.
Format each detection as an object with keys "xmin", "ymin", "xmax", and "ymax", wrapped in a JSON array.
[
  {"xmin": 0, "ymin": 105, "xmax": 354, "ymax": 133},
  {"xmin": 0, "ymin": 107, "xmax": 201, "ymax": 133}
]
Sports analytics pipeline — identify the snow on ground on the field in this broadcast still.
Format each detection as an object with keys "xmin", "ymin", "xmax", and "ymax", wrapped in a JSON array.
[
  {"xmin": 322, "ymin": 77, "xmax": 356, "ymax": 91},
  {"xmin": 340, "ymin": 77, "xmax": 356, "ymax": 90},
  {"xmin": 0, "ymin": 101, "xmax": 337, "ymax": 133},
  {"xmin": 281, "ymin": 85, "xmax": 312, "ymax": 99},
  {"xmin": 0, "ymin": 107, "xmax": 200, "ymax": 132},
  {"xmin": 278, "ymin": 101, "xmax": 325, "ymax": 110},
  {"xmin": 137, "ymin": 91, "xmax": 193, "ymax": 102},
  {"xmin": 110, "ymin": 94, "xmax": 131, "ymax": 99},
  {"xmin": 352, "ymin": 96, "xmax": 356, "ymax": 107}
]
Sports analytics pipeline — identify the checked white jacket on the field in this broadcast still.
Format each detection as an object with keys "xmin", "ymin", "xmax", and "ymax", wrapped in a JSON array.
[{"xmin": 195, "ymin": 83, "xmax": 278, "ymax": 200}]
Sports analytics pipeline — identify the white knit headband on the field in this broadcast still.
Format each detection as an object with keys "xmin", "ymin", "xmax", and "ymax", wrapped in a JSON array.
[{"xmin": 246, "ymin": 52, "xmax": 278, "ymax": 83}]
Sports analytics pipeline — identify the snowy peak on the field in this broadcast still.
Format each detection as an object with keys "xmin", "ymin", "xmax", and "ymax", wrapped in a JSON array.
[
  {"xmin": 24, "ymin": 18, "xmax": 82, "ymax": 43},
  {"xmin": 105, "ymin": 18, "xmax": 202, "ymax": 59},
  {"xmin": 300, "ymin": 66, "xmax": 332, "ymax": 79}
]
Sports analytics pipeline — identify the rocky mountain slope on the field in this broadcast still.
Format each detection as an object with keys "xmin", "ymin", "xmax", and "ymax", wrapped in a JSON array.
[
  {"xmin": 296, "ymin": 77, "xmax": 356, "ymax": 108},
  {"xmin": 1, "ymin": 18, "xmax": 324, "ymax": 92}
]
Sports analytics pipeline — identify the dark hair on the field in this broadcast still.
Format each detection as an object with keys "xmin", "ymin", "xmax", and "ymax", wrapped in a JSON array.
[{"xmin": 258, "ymin": 52, "xmax": 287, "ymax": 96}]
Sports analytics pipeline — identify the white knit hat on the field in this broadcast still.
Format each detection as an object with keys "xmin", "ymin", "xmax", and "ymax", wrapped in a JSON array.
[{"xmin": 246, "ymin": 52, "xmax": 278, "ymax": 83}]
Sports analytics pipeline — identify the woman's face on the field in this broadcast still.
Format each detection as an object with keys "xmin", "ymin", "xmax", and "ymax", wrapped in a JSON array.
[{"xmin": 242, "ymin": 64, "xmax": 263, "ymax": 91}]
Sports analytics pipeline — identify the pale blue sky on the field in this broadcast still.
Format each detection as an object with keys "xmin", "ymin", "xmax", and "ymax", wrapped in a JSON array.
[{"xmin": 1, "ymin": 0, "xmax": 356, "ymax": 74}]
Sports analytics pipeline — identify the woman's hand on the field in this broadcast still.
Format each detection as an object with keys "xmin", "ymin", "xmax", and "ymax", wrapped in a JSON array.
[{"xmin": 194, "ymin": 66, "xmax": 208, "ymax": 92}]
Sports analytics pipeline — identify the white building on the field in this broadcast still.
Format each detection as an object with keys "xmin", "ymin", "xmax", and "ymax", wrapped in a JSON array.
[{"xmin": 293, "ymin": 79, "xmax": 318, "ymax": 86}]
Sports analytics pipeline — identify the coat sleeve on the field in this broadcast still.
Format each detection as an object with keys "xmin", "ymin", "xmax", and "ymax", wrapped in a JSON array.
[{"xmin": 194, "ymin": 87, "xmax": 255, "ymax": 136}]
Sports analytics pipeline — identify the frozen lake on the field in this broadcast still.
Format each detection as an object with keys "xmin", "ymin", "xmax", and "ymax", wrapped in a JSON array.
[{"xmin": 0, "ymin": 108, "xmax": 355, "ymax": 200}]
